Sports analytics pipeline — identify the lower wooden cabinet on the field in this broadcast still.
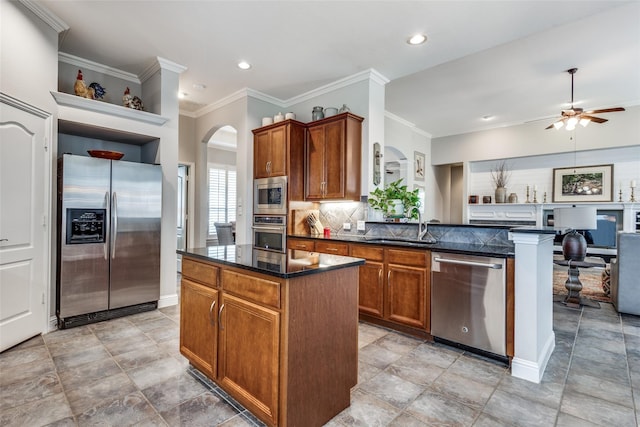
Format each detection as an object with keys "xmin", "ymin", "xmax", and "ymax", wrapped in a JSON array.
[
  {"xmin": 180, "ymin": 278, "xmax": 218, "ymax": 378},
  {"xmin": 349, "ymin": 244, "xmax": 430, "ymax": 332},
  {"xmin": 180, "ymin": 254, "xmax": 359, "ymax": 427},
  {"xmin": 218, "ymin": 293, "xmax": 280, "ymax": 426}
]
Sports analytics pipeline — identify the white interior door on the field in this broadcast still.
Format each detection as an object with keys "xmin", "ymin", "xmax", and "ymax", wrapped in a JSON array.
[{"xmin": 0, "ymin": 98, "xmax": 49, "ymax": 352}]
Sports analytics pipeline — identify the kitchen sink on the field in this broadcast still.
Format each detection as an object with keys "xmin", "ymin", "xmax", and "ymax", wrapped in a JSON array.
[{"xmin": 365, "ymin": 238, "xmax": 437, "ymax": 247}]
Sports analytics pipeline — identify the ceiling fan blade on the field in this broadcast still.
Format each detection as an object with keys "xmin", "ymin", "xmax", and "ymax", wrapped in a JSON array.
[
  {"xmin": 545, "ymin": 123, "xmax": 555, "ymax": 130},
  {"xmin": 580, "ymin": 114, "xmax": 608, "ymax": 124},
  {"xmin": 583, "ymin": 107, "xmax": 625, "ymax": 114}
]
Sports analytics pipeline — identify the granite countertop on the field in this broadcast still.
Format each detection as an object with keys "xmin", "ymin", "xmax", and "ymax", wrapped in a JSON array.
[
  {"xmin": 178, "ymin": 244, "xmax": 364, "ymax": 279},
  {"xmin": 289, "ymin": 233, "xmax": 516, "ymax": 257}
]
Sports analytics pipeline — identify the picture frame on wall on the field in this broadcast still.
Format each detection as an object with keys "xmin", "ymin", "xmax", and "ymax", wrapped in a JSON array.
[
  {"xmin": 414, "ymin": 151, "xmax": 425, "ymax": 181},
  {"xmin": 552, "ymin": 164, "xmax": 614, "ymax": 202}
]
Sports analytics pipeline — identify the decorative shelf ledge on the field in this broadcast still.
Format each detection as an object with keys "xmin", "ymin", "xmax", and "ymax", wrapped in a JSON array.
[{"xmin": 51, "ymin": 91, "xmax": 169, "ymax": 126}]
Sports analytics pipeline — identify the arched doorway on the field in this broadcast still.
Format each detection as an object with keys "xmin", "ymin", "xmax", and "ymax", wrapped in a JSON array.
[{"xmin": 205, "ymin": 125, "xmax": 237, "ymax": 245}]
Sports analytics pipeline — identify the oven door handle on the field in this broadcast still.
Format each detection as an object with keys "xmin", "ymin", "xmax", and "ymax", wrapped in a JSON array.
[
  {"xmin": 434, "ymin": 257, "xmax": 503, "ymax": 269},
  {"xmin": 251, "ymin": 226, "xmax": 286, "ymax": 232}
]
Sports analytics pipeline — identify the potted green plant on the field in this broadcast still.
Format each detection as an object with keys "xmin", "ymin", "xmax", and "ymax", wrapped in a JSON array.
[{"xmin": 368, "ymin": 178, "xmax": 421, "ymax": 220}]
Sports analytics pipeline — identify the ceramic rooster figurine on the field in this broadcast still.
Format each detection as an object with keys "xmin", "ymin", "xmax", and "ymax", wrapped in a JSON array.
[
  {"xmin": 123, "ymin": 87, "xmax": 144, "ymax": 110},
  {"xmin": 74, "ymin": 69, "xmax": 95, "ymax": 99}
]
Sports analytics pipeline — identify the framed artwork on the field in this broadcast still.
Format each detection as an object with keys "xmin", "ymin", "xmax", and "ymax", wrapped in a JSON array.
[
  {"xmin": 414, "ymin": 151, "xmax": 425, "ymax": 181},
  {"xmin": 552, "ymin": 164, "xmax": 613, "ymax": 202}
]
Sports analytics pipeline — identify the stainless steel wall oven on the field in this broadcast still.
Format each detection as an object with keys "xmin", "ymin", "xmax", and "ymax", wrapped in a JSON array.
[{"xmin": 252, "ymin": 215, "xmax": 287, "ymax": 253}]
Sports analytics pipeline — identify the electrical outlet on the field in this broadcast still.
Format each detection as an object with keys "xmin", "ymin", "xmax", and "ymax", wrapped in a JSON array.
[
  {"xmin": 343, "ymin": 222, "xmax": 351, "ymax": 231},
  {"xmin": 357, "ymin": 220, "xmax": 366, "ymax": 231}
]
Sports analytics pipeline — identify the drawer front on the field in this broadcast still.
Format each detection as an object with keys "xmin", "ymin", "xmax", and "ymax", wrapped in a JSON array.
[
  {"xmin": 315, "ymin": 241, "xmax": 349, "ymax": 256},
  {"xmin": 288, "ymin": 238, "xmax": 315, "ymax": 251},
  {"xmin": 182, "ymin": 258, "xmax": 219, "ymax": 288},
  {"xmin": 350, "ymin": 244, "xmax": 384, "ymax": 261},
  {"xmin": 386, "ymin": 248, "xmax": 429, "ymax": 267},
  {"xmin": 221, "ymin": 270, "xmax": 281, "ymax": 309}
]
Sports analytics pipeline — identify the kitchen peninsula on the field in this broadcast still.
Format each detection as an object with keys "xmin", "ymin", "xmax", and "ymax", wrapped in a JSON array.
[{"xmin": 177, "ymin": 245, "xmax": 364, "ymax": 427}]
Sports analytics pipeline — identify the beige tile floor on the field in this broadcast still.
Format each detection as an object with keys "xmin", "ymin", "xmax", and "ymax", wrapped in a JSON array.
[{"xmin": 1, "ymin": 298, "xmax": 639, "ymax": 426}]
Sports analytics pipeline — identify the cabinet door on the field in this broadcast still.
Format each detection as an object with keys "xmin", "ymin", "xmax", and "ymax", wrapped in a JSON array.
[
  {"xmin": 387, "ymin": 264, "xmax": 427, "ymax": 329},
  {"xmin": 253, "ymin": 129, "xmax": 271, "ymax": 178},
  {"xmin": 322, "ymin": 119, "xmax": 346, "ymax": 199},
  {"xmin": 180, "ymin": 279, "xmax": 218, "ymax": 378},
  {"xmin": 218, "ymin": 293, "xmax": 280, "ymax": 426},
  {"xmin": 267, "ymin": 126, "xmax": 287, "ymax": 177},
  {"xmin": 358, "ymin": 261, "xmax": 385, "ymax": 318},
  {"xmin": 305, "ymin": 125, "xmax": 325, "ymax": 199}
]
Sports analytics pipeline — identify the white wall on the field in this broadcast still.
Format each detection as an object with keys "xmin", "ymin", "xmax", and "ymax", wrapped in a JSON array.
[{"xmin": 432, "ymin": 105, "xmax": 640, "ymax": 165}]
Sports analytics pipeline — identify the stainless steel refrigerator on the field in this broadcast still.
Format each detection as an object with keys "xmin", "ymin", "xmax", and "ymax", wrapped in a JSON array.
[{"xmin": 56, "ymin": 154, "xmax": 162, "ymax": 328}]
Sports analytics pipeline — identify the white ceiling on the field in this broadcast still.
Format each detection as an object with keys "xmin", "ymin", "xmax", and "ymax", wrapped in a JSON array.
[{"xmin": 39, "ymin": 1, "xmax": 640, "ymax": 138}]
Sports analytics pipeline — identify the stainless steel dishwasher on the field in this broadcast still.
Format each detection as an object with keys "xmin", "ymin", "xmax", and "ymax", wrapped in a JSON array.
[{"xmin": 431, "ymin": 252, "xmax": 506, "ymax": 357}]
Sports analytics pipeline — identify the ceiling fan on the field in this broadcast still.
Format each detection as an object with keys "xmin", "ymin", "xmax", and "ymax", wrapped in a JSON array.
[{"xmin": 545, "ymin": 68, "xmax": 625, "ymax": 130}]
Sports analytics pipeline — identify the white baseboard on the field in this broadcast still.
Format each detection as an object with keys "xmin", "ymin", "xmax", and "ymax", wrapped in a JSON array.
[
  {"xmin": 511, "ymin": 332, "xmax": 555, "ymax": 383},
  {"xmin": 158, "ymin": 293, "xmax": 178, "ymax": 308}
]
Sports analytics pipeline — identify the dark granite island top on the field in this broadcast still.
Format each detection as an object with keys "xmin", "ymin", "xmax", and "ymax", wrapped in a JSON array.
[{"xmin": 178, "ymin": 244, "xmax": 364, "ymax": 278}]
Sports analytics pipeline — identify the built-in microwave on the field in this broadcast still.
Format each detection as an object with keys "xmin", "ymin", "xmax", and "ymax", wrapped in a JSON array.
[
  {"xmin": 254, "ymin": 176, "xmax": 287, "ymax": 215},
  {"xmin": 252, "ymin": 215, "xmax": 287, "ymax": 253}
]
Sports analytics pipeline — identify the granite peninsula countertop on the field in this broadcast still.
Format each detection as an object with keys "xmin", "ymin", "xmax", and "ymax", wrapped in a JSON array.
[{"xmin": 178, "ymin": 244, "xmax": 364, "ymax": 279}]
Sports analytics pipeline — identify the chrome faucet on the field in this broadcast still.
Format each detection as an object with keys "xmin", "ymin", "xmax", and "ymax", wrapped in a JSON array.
[{"xmin": 410, "ymin": 206, "xmax": 428, "ymax": 241}]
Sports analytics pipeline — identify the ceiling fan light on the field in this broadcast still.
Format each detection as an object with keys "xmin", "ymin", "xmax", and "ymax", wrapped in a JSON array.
[
  {"xmin": 566, "ymin": 122, "xmax": 576, "ymax": 131},
  {"xmin": 566, "ymin": 117, "xmax": 578, "ymax": 127},
  {"xmin": 553, "ymin": 120, "xmax": 564, "ymax": 129},
  {"xmin": 579, "ymin": 118, "xmax": 590, "ymax": 127}
]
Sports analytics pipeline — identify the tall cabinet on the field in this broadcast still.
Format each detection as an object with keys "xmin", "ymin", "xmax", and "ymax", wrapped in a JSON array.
[
  {"xmin": 252, "ymin": 120, "xmax": 306, "ymax": 200},
  {"xmin": 305, "ymin": 113, "xmax": 363, "ymax": 201}
]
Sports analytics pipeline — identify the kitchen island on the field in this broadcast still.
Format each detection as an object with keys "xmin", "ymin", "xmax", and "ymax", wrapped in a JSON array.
[{"xmin": 177, "ymin": 245, "xmax": 364, "ymax": 427}]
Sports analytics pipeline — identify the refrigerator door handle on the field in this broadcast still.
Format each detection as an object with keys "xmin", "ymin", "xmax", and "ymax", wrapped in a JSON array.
[
  {"xmin": 104, "ymin": 191, "xmax": 109, "ymax": 260},
  {"xmin": 111, "ymin": 192, "xmax": 118, "ymax": 259}
]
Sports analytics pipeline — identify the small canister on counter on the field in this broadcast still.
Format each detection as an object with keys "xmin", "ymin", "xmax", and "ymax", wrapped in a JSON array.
[{"xmin": 323, "ymin": 227, "xmax": 331, "ymax": 238}]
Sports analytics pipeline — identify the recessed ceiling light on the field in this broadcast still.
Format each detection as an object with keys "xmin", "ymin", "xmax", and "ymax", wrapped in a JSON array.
[
  {"xmin": 407, "ymin": 34, "xmax": 427, "ymax": 45},
  {"xmin": 237, "ymin": 61, "xmax": 251, "ymax": 70},
  {"xmin": 178, "ymin": 91, "xmax": 187, "ymax": 99},
  {"xmin": 482, "ymin": 115, "xmax": 494, "ymax": 121},
  {"xmin": 192, "ymin": 83, "xmax": 206, "ymax": 91}
]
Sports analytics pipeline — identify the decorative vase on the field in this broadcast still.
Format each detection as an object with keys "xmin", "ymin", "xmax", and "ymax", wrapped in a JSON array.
[
  {"xmin": 312, "ymin": 106, "xmax": 324, "ymax": 121},
  {"xmin": 495, "ymin": 187, "xmax": 507, "ymax": 204},
  {"xmin": 508, "ymin": 192, "xmax": 518, "ymax": 203}
]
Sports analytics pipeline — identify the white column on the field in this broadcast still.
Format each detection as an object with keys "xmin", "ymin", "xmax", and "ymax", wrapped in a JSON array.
[{"xmin": 509, "ymin": 230, "xmax": 555, "ymax": 383}]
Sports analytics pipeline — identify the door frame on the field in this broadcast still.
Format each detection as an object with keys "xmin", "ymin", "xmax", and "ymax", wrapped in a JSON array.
[{"xmin": 177, "ymin": 162, "xmax": 195, "ymax": 271}]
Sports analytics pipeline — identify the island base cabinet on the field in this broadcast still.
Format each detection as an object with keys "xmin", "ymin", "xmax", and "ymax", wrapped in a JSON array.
[
  {"xmin": 218, "ymin": 294, "xmax": 280, "ymax": 427},
  {"xmin": 180, "ymin": 279, "xmax": 218, "ymax": 378}
]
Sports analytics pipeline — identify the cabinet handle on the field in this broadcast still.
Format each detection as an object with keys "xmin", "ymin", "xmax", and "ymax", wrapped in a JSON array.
[
  {"xmin": 209, "ymin": 300, "xmax": 216, "ymax": 326},
  {"xmin": 326, "ymin": 247, "xmax": 339, "ymax": 252},
  {"xmin": 378, "ymin": 269, "xmax": 383, "ymax": 287},
  {"xmin": 266, "ymin": 161, "xmax": 271, "ymax": 175},
  {"xmin": 218, "ymin": 303, "xmax": 225, "ymax": 330},
  {"xmin": 387, "ymin": 270, "xmax": 391, "ymax": 288}
]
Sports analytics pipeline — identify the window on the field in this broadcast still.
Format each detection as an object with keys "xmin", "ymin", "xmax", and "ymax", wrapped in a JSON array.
[{"xmin": 208, "ymin": 164, "xmax": 236, "ymax": 237}]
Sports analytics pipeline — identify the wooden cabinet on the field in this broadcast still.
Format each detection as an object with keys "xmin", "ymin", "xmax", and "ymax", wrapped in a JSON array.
[
  {"xmin": 287, "ymin": 237, "xmax": 315, "ymax": 251},
  {"xmin": 179, "ymin": 254, "xmax": 359, "ymax": 427},
  {"xmin": 180, "ymin": 259, "xmax": 219, "ymax": 378},
  {"xmin": 386, "ymin": 248, "xmax": 429, "ymax": 330},
  {"xmin": 349, "ymin": 244, "xmax": 430, "ymax": 331},
  {"xmin": 314, "ymin": 240, "xmax": 349, "ymax": 256},
  {"xmin": 218, "ymin": 293, "xmax": 280, "ymax": 426},
  {"xmin": 305, "ymin": 113, "xmax": 363, "ymax": 201},
  {"xmin": 252, "ymin": 120, "xmax": 306, "ymax": 199}
]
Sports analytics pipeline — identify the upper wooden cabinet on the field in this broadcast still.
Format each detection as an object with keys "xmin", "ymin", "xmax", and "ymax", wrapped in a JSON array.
[
  {"xmin": 252, "ymin": 120, "xmax": 306, "ymax": 199},
  {"xmin": 305, "ymin": 113, "xmax": 363, "ymax": 201}
]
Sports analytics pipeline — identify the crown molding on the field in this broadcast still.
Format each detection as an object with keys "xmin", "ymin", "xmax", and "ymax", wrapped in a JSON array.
[
  {"xmin": 19, "ymin": 0, "xmax": 69, "ymax": 33},
  {"xmin": 385, "ymin": 111, "xmax": 432, "ymax": 138},
  {"xmin": 139, "ymin": 57, "xmax": 187, "ymax": 83},
  {"xmin": 59, "ymin": 52, "xmax": 140, "ymax": 84},
  {"xmin": 283, "ymin": 68, "xmax": 390, "ymax": 106},
  {"xmin": 1, "ymin": 92, "xmax": 51, "ymax": 119}
]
